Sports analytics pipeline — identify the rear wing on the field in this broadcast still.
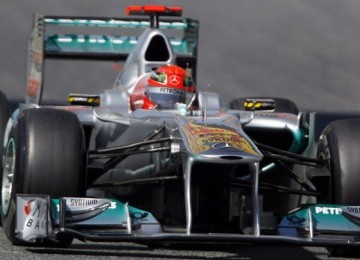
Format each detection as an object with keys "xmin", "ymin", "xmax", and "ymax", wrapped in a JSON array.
[{"xmin": 26, "ymin": 13, "xmax": 199, "ymax": 104}]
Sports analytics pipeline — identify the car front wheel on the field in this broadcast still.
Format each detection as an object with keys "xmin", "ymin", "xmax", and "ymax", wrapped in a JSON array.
[
  {"xmin": 1, "ymin": 108, "xmax": 86, "ymax": 245},
  {"xmin": 317, "ymin": 119, "xmax": 360, "ymax": 205}
]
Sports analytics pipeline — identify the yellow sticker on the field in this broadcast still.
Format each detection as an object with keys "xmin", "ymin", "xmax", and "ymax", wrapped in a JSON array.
[{"xmin": 182, "ymin": 121, "xmax": 258, "ymax": 155}]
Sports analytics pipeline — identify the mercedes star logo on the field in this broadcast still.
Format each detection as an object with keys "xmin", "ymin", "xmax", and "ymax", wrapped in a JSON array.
[
  {"xmin": 212, "ymin": 142, "xmax": 233, "ymax": 150},
  {"xmin": 169, "ymin": 75, "xmax": 181, "ymax": 85}
]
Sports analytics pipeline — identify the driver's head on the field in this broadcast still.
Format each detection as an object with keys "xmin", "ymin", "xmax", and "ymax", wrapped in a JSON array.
[{"xmin": 145, "ymin": 65, "xmax": 196, "ymax": 109}]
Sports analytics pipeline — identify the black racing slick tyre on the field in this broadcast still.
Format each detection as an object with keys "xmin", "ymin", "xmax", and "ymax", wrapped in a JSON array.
[
  {"xmin": 228, "ymin": 97, "xmax": 299, "ymax": 114},
  {"xmin": 317, "ymin": 119, "xmax": 360, "ymax": 205},
  {"xmin": 318, "ymin": 119, "xmax": 360, "ymax": 257},
  {"xmin": 0, "ymin": 90, "xmax": 9, "ymax": 171},
  {"xmin": 1, "ymin": 108, "xmax": 86, "ymax": 245}
]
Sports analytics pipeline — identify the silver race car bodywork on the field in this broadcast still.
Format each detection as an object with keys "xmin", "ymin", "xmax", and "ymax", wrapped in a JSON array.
[{"xmin": 3, "ymin": 6, "xmax": 360, "ymax": 249}]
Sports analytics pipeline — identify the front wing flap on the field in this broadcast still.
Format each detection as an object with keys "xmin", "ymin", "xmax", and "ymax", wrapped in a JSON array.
[
  {"xmin": 279, "ymin": 204, "xmax": 360, "ymax": 236},
  {"xmin": 15, "ymin": 195, "xmax": 161, "ymax": 243},
  {"xmin": 14, "ymin": 195, "xmax": 360, "ymax": 246}
]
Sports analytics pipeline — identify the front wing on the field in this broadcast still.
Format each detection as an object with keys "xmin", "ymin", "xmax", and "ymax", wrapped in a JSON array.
[{"xmin": 15, "ymin": 195, "xmax": 360, "ymax": 247}]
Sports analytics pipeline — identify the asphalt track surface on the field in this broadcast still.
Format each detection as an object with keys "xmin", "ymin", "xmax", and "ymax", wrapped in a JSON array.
[
  {"xmin": 0, "ymin": 230, "xmax": 341, "ymax": 260},
  {"xmin": 2, "ymin": 0, "xmax": 360, "ymax": 259}
]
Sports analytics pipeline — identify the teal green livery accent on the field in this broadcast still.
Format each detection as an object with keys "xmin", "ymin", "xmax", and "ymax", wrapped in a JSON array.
[
  {"xmin": 42, "ymin": 17, "xmax": 198, "ymax": 57},
  {"xmin": 288, "ymin": 127, "xmax": 308, "ymax": 153},
  {"xmin": 279, "ymin": 204, "xmax": 360, "ymax": 236},
  {"xmin": 44, "ymin": 18, "xmax": 189, "ymax": 29},
  {"xmin": 45, "ymin": 34, "xmax": 195, "ymax": 56},
  {"xmin": 51, "ymin": 198, "xmax": 159, "ymax": 228}
]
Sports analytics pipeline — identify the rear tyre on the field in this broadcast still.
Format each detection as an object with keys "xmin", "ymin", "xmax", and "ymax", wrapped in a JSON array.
[
  {"xmin": 1, "ymin": 108, "xmax": 86, "ymax": 245},
  {"xmin": 228, "ymin": 97, "xmax": 299, "ymax": 114}
]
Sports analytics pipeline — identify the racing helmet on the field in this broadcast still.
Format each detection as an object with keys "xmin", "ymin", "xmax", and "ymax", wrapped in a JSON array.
[{"xmin": 145, "ymin": 65, "xmax": 196, "ymax": 109}]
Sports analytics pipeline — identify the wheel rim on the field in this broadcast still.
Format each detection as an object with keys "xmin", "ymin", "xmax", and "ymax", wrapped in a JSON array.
[{"xmin": 2, "ymin": 138, "xmax": 15, "ymax": 216}]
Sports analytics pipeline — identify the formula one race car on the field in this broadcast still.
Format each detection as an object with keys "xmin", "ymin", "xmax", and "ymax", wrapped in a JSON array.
[{"xmin": 2, "ymin": 5, "xmax": 360, "ymax": 251}]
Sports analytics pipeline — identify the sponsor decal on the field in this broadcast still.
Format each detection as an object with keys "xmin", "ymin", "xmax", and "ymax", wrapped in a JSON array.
[
  {"xmin": 345, "ymin": 206, "xmax": 360, "ymax": 214},
  {"xmin": 169, "ymin": 75, "xmax": 181, "ymax": 86},
  {"xmin": 32, "ymin": 50, "xmax": 42, "ymax": 65},
  {"xmin": 70, "ymin": 198, "xmax": 99, "ymax": 206},
  {"xmin": 31, "ymin": 50, "xmax": 43, "ymax": 72},
  {"xmin": 342, "ymin": 206, "xmax": 360, "ymax": 225},
  {"xmin": 315, "ymin": 206, "xmax": 342, "ymax": 215},
  {"xmin": 24, "ymin": 200, "xmax": 34, "ymax": 216},
  {"xmin": 181, "ymin": 120, "xmax": 258, "ymax": 154},
  {"xmin": 21, "ymin": 198, "xmax": 50, "ymax": 241},
  {"xmin": 65, "ymin": 198, "xmax": 111, "ymax": 212},
  {"xmin": 27, "ymin": 78, "xmax": 40, "ymax": 97},
  {"xmin": 342, "ymin": 207, "xmax": 360, "ymax": 217},
  {"xmin": 160, "ymin": 87, "xmax": 186, "ymax": 96},
  {"xmin": 67, "ymin": 95, "xmax": 100, "ymax": 106},
  {"xmin": 286, "ymin": 215, "xmax": 306, "ymax": 225},
  {"xmin": 131, "ymin": 212, "xmax": 149, "ymax": 220},
  {"xmin": 244, "ymin": 99, "xmax": 274, "ymax": 110},
  {"xmin": 212, "ymin": 142, "xmax": 235, "ymax": 150},
  {"xmin": 63, "ymin": 198, "xmax": 112, "ymax": 223},
  {"xmin": 68, "ymin": 96, "xmax": 88, "ymax": 103}
]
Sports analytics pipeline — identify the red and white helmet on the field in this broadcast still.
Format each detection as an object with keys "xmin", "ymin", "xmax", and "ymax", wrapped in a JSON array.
[{"xmin": 144, "ymin": 65, "xmax": 196, "ymax": 109}]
